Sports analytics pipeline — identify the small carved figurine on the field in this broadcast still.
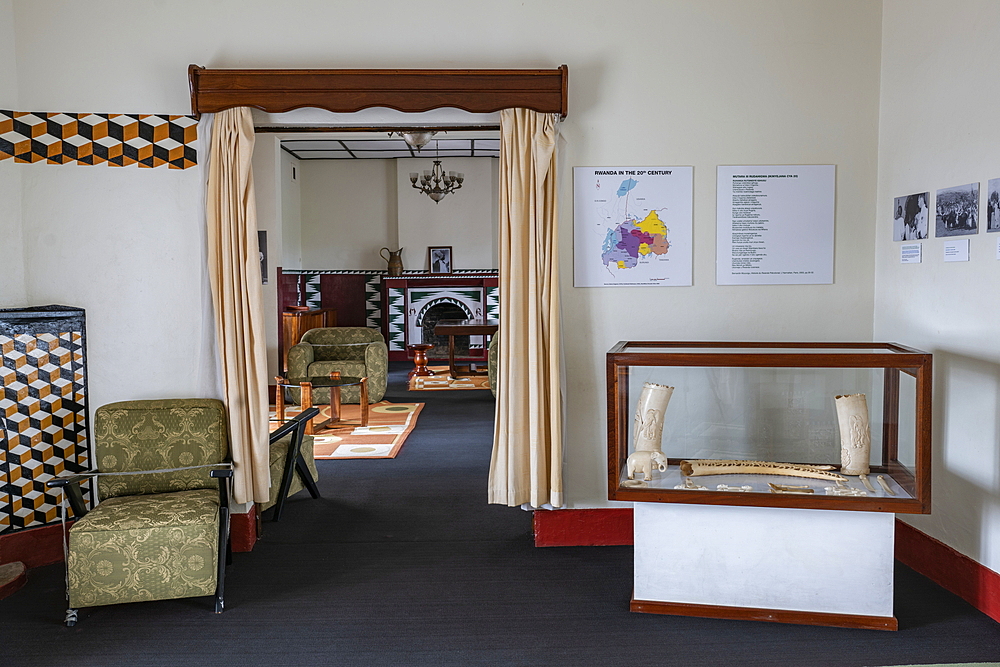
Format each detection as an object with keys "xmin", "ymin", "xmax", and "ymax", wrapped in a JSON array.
[{"xmin": 627, "ymin": 450, "xmax": 667, "ymax": 481}]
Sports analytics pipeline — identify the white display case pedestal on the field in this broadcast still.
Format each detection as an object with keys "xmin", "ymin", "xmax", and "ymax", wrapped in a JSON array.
[{"xmin": 633, "ymin": 502, "xmax": 897, "ymax": 630}]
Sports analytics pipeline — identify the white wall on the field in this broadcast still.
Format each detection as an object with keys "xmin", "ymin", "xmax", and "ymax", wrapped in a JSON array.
[
  {"xmin": 279, "ymin": 148, "xmax": 301, "ymax": 268},
  {"xmin": 252, "ymin": 134, "xmax": 284, "ymax": 379},
  {"xmin": 299, "ymin": 159, "xmax": 396, "ymax": 270},
  {"xmin": 8, "ymin": 0, "xmax": 883, "ymax": 510},
  {"xmin": 0, "ymin": 0, "xmax": 26, "ymax": 308},
  {"xmin": 396, "ymin": 157, "xmax": 497, "ymax": 271},
  {"xmin": 875, "ymin": 0, "xmax": 1000, "ymax": 575}
]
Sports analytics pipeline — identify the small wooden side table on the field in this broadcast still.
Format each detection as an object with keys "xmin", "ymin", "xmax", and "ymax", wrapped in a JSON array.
[
  {"xmin": 274, "ymin": 373, "xmax": 368, "ymax": 435},
  {"xmin": 408, "ymin": 343, "xmax": 434, "ymax": 378}
]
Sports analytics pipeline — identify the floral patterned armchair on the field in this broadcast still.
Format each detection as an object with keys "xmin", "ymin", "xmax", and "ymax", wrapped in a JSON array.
[
  {"xmin": 286, "ymin": 327, "xmax": 388, "ymax": 405},
  {"xmin": 48, "ymin": 398, "xmax": 232, "ymax": 626}
]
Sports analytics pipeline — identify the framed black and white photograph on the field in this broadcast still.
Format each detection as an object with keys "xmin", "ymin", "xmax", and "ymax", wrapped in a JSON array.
[
  {"xmin": 987, "ymin": 178, "xmax": 1000, "ymax": 233},
  {"xmin": 428, "ymin": 246, "xmax": 453, "ymax": 274},
  {"xmin": 893, "ymin": 192, "xmax": 930, "ymax": 241},
  {"xmin": 935, "ymin": 182, "xmax": 979, "ymax": 237}
]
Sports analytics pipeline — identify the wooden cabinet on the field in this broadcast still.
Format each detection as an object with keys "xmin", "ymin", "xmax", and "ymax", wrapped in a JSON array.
[{"xmin": 280, "ymin": 309, "xmax": 336, "ymax": 373}]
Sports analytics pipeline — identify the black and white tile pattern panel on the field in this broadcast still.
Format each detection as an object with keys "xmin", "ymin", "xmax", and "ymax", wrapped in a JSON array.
[
  {"xmin": 1, "ymin": 330, "xmax": 90, "ymax": 533},
  {"xmin": 0, "ymin": 110, "xmax": 197, "ymax": 169}
]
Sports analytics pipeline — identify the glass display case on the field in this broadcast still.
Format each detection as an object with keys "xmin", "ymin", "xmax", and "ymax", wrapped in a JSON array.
[{"xmin": 607, "ymin": 342, "xmax": 932, "ymax": 513}]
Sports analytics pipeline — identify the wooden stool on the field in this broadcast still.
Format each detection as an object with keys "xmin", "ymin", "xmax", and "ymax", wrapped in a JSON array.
[{"xmin": 408, "ymin": 343, "xmax": 434, "ymax": 378}]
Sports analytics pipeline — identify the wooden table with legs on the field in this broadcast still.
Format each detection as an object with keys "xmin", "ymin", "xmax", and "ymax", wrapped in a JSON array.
[
  {"xmin": 274, "ymin": 372, "xmax": 368, "ymax": 435},
  {"xmin": 432, "ymin": 319, "xmax": 499, "ymax": 379}
]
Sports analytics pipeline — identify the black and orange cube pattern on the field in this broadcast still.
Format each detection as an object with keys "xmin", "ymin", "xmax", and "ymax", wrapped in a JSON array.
[
  {"xmin": 1, "ymin": 331, "xmax": 91, "ymax": 533},
  {"xmin": 0, "ymin": 110, "xmax": 198, "ymax": 169}
]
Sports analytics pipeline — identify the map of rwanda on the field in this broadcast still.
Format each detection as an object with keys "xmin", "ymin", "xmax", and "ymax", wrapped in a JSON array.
[
  {"xmin": 574, "ymin": 167, "xmax": 693, "ymax": 287},
  {"xmin": 601, "ymin": 207, "xmax": 671, "ymax": 270}
]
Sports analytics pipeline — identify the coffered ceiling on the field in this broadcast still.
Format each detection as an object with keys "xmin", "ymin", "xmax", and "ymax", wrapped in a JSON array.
[{"xmin": 281, "ymin": 136, "xmax": 500, "ymax": 160}]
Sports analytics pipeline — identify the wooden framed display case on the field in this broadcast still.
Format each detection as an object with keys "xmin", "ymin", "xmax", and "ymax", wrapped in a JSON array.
[{"xmin": 607, "ymin": 342, "xmax": 932, "ymax": 513}]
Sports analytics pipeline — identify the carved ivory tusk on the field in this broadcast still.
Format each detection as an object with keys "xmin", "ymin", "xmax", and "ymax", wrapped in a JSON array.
[{"xmin": 679, "ymin": 459, "xmax": 847, "ymax": 482}]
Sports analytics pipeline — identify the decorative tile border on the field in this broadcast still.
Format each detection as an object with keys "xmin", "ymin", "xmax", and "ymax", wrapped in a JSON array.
[{"xmin": 0, "ymin": 110, "xmax": 197, "ymax": 169}]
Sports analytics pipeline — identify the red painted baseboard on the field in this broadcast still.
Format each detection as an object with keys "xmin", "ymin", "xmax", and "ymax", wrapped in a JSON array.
[
  {"xmin": 231, "ymin": 505, "xmax": 259, "ymax": 553},
  {"xmin": 0, "ymin": 523, "xmax": 70, "ymax": 569},
  {"xmin": 533, "ymin": 508, "xmax": 633, "ymax": 547},
  {"xmin": 894, "ymin": 518, "xmax": 1000, "ymax": 624}
]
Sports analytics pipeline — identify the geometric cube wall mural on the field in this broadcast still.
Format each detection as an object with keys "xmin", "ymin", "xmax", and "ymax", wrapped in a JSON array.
[
  {"xmin": 0, "ymin": 110, "xmax": 197, "ymax": 169},
  {"xmin": 0, "ymin": 306, "xmax": 92, "ymax": 534}
]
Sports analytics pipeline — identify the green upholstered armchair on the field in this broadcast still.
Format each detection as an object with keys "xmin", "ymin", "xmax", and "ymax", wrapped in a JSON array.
[
  {"xmin": 286, "ymin": 327, "xmax": 388, "ymax": 405},
  {"xmin": 47, "ymin": 398, "xmax": 232, "ymax": 626},
  {"xmin": 488, "ymin": 332, "xmax": 500, "ymax": 398},
  {"xmin": 260, "ymin": 407, "xmax": 321, "ymax": 521}
]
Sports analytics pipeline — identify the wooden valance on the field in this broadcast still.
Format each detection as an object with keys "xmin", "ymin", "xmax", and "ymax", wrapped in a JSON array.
[{"xmin": 188, "ymin": 65, "xmax": 568, "ymax": 117}]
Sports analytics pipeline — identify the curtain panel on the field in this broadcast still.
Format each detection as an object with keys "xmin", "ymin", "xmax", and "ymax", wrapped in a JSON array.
[
  {"xmin": 206, "ymin": 107, "xmax": 271, "ymax": 504},
  {"xmin": 489, "ymin": 108, "xmax": 563, "ymax": 508}
]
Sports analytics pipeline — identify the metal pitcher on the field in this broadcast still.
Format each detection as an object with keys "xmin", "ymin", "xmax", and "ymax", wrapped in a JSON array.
[{"xmin": 380, "ymin": 247, "xmax": 404, "ymax": 276}]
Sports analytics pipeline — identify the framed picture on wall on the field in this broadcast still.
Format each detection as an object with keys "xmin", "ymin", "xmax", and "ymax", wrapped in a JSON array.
[{"xmin": 429, "ymin": 246, "xmax": 453, "ymax": 274}]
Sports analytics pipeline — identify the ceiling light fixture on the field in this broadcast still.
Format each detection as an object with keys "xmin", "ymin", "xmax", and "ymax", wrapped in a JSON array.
[
  {"xmin": 391, "ymin": 130, "xmax": 437, "ymax": 150},
  {"xmin": 409, "ymin": 140, "xmax": 464, "ymax": 203}
]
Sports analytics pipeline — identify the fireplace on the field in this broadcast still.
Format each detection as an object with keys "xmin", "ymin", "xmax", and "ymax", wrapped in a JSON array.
[
  {"xmin": 381, "ymin": 273, "xmax": 499, "ymax": 361},
  {"xmin": 421, "ymin": 303, "xmax": 470, "ymax": 359}
]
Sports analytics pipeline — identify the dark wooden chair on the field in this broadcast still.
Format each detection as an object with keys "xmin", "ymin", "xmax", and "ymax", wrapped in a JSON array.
[{"xmin": 263, "ymin": 407, "xmax": 321, "ymax": 522}]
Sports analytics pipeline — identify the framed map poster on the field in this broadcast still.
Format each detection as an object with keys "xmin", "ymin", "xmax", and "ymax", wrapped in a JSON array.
[{"xmin": 573, "ymin": 166, "xmax": 693, "ymax": 287}]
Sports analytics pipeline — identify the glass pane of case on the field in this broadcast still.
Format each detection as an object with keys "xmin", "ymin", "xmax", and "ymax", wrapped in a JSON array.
[{"xmin": 628, "ymin": 366, "xmax": 885, "ymax": 467}]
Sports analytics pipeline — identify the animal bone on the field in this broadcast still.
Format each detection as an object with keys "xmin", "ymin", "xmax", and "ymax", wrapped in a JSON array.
[
  {"xmin": 859, "ymin": 474, "xmax": 876, "ymax": 493},
  {"xmin": 679, "ymin": 459, "xmax": 847, "ymax": 482},
  {"xmin": 825, "ymin": 486, "xmax": 868, "ymax": 496},
  {"xmin": 877, "ymin": 475, "xmax": 896, "ymax": 496},
  {"xmin": 768, "ymin": 482, "xmax": 815, "ymax": 494},
  {"xmin": 716, "ymin": 484, "xmax": 753, "ymax": 492}
]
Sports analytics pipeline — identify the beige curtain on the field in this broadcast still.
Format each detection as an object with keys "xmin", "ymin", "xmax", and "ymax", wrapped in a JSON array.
[
  {"xmin": 489, "ymin": 108, "xmax": 563, "ymax": 508},
  {"xmin": 206, "ymin": 107, "xmax": 271, "ymax": 504}
]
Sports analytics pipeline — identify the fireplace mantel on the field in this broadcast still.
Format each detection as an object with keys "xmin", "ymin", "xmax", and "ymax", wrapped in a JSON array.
[{"xmin": 382, "ymin": 274, "xmax": 499, "ymax": 361}]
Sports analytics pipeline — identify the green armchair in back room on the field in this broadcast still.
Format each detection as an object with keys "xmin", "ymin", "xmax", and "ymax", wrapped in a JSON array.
[
  {"xmin": 488, "ymin": 331, "xmax": 499, "ymax": 398},
  {"xmin": 286, "ymin": 327, "xmax": 388, "ymax": 405}
]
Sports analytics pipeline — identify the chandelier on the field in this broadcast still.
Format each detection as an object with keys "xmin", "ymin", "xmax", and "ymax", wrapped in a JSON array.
[
  {"xmin": 391, "ymin": 130, "xmax": 437, "ymax": 150},
  {"xmin": 409, "ymin": 141, "xmax": 464, "ymax": 203}
]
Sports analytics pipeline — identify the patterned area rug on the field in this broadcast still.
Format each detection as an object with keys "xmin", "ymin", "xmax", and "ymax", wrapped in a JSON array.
[
  {"xmin": 269, "ymin": 401, "xmax": 423, "ymax": 459},
  {"xmin": 408, "ymin": 366, "xmax": 491, "ymax": 391}
]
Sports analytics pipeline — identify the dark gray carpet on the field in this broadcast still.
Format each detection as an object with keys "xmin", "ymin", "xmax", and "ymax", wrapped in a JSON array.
[{"xmin": 2, "ymin": 362, "xmax": 1000, "ymax": 666}]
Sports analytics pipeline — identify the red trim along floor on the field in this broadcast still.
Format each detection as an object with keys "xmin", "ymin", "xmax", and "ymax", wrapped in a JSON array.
[{"xmin": 533, "ymin": 507, "xmax": 1000, "ymax": 625}]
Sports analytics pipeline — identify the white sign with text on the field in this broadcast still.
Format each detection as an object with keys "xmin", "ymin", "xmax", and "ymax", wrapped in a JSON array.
[{"xmin": 716, "ymin": 165, "xmax": 835, "ymax": 285}]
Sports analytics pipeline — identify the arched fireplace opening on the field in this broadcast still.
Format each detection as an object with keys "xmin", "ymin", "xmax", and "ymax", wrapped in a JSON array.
[{"xmin": 421, "ymin": 302, "xmax": 471, "ymax": 359}]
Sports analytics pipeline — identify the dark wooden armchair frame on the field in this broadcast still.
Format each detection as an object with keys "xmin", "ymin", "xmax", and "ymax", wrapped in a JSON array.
[{"xmin": 268, "ymin": 406, "xmax": 321, "ymax": 522}]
